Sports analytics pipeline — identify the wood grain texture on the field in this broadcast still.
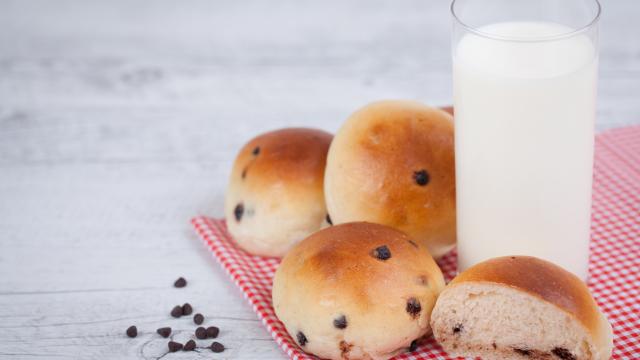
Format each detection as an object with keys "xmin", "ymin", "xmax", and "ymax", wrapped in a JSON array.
[{"xmin": 0, "ymin": 0, "xmax": 638, "ymax": 359}]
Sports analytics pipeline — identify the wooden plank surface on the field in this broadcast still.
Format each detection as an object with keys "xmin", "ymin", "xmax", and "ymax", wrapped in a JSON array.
[{"xmin": 0, "ymin": 0, "xmax": 638, "ymax": 359}]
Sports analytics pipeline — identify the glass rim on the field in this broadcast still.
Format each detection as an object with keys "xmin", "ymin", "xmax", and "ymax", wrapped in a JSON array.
[{"xmin": 450, "ymin": 0, "xmax": 601, "ymax": 42}]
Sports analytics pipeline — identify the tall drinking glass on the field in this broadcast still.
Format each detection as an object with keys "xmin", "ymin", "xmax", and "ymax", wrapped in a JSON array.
[{"xmin": 452, "ymin": 0, "xmax": 601, "ymax": 280}]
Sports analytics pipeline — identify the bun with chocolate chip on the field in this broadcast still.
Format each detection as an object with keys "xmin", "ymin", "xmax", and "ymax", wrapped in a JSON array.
[
  {"xmin": 430, "ymin": 256, "xmax": 613, "ymax": 360},
  {"xmin": 324, "ymin": 100, "xmax": 456, "ymax": 258},
  {"xmin": 224, "ymin": 128, "xmax": 332, "ymax": 257},
  {"xmin": 272, "ymin": 222, "xmax": 446, "ymax": 360}
]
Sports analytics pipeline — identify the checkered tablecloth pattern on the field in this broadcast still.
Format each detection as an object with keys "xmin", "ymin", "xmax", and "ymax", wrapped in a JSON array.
[{"xmin": 192, "ymin": 125, "xmax": 640, "ymax": 360}]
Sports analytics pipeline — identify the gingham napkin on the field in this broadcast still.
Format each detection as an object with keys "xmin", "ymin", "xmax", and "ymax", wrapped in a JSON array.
[{"xmin": 192, "ymin": 125, "xmax": 640, "ymax": 360}]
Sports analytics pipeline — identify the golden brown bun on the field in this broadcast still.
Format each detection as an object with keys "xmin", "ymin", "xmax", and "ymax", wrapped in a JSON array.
[
  {"xmin": 324, "ymin": 100, "xmax": 456, "ymax": 258},
  {"xmin": 224, "ymin": 128, "xmax": 332, "ymax": 257},
  {"xmin": 272, "ymin": 222, "xmax": 446, "ymax": 360}
]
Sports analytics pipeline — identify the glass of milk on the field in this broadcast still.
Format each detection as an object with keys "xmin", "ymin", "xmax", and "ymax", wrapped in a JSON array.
[{"xmin": 451, "ymin": 0, "xmax": 601, "ymax": 280}]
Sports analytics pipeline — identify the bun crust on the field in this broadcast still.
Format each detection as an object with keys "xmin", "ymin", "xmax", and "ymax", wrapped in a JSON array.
[
  {"xmin": 232, "ymin": 128, "xmax": 332, "ymax": 190},
  {"xmin": 324, "ymin": 100, "xmax": 456, "ymax": 258},
  {"xmin": 224, "ymin": 128, "xmax": 332, "ymax": 257},
  {"xmin": 273, "ymin": 222, "xmax": 445, "ymax": 360}
]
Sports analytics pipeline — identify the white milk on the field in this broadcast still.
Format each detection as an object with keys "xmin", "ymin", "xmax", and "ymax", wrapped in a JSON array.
[{"xmin": 454, "ymin": 22, "xmax": 598, "ymax": 280}]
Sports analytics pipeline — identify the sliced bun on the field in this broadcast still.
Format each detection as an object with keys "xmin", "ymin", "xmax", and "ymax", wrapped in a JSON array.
[{"xmin": 430, "ymin": 256, "xmax": 613, "ymax": 360}]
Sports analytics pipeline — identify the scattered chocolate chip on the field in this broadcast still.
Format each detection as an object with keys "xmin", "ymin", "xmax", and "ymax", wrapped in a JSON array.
[
  {"xmin": 156, "ymin": 327, "xmax": 171, "ymax": 338},
  {"xmin": 406, "ymin": 298, "xmax": 421, "ymax": 319},
  {"xmin": 183, "ymin": 339, "xmax": 196, "ymax": 351},
  {"xmin": 182, "ymin": 303, "xmax": 193, "ymax": 316},
  {"xmin": 126, "ymin": 325, "xmax": 137, "ymax": 338},
  {"xmin": 170, "ymin": 305, "xmax": 183, "ymax": 318},
  {"xmin": 168, "ymin": 341, "xmax": 183, "ymax": 352},
  {"xmin": 333, "ymin": 315, "xmax": 347, "ymax": 329},
  {"xmin": 511, "ymin": 256, "xmax": 517, "ymax": 260},
  {"xmin": 552, "ymin": 347, "xmax": 576, "ymax": 360},
  {"xmin": 194, "ymin": 313, "xmax": 204, "ymax": 325},
  {"xmin": 409, "ymin": 340, "xmax": 418, "ymax": 352},
  {"xmin": 296, "ymin": 331, "xmax": 308, "ymax": 347},
  {"xmin": 492, "ymin": 342, "xmax": 497, "ymax": 349},
  {"xmin": 195, "ymin": 326, "xmax": 207, "ymax": 339},
  {"xmin": 206, "ymin": 326, "xmax": 219, "ymax": 338},
  {"xmin": 210, "ymin": 341, "xmax": 225, "ymax": 353},
  {"xmin": 408, "ymin": 240, "xmax": 418, "ymax": 248},
  {"xmin": 252, "ymin": 146, "xmax": 260, "ymax": 155},
  {"xmin": 234, "ymin": 203, "xmax": 244, "ymax": 222},
  {"xmin": 513, "ymin": 348, "xmax": 531, "ymax": 356},
  {"xmin": 413, "ymin": 170, "xmax": 430, "ymax": 186},
  {"xmin": 326, "ymin": 214, "xmax": 333, "ymax": 225},
  {"xmin": 174, "ymin": 277, "xmax": 187, "ymax": 288},
  {"xmin": 452, "ymin": 323, "xmax": 463, "ymax": 334},
  {"xmin": 371, "ymin": 245, "xmax": 391, "ymax": 261}
]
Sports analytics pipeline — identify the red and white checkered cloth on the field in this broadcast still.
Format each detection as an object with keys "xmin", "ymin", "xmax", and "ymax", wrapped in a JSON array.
[{"xmin": 192, "ymin": 125, "xmax": 640, "ymax": 360}]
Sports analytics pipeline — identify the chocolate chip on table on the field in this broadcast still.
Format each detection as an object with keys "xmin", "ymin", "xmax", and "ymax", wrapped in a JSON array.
[
  {"xmin": 371, "ymin": 245, "xmax": 391, "ymax": 261},
  {"xmin": 194, "ymin": 313, "xmax": 204, "ymax": 325},
  {"xmin": 333, "ymin": 315, "xmax": 347, "ymax": 329},
  {"xmin": 156, "ymin": 327, "xmax": 171, "ymax": 338},
  {"xmin": 174, "ymin": 277, "xmax": 187, "ymax": 288},
  {"xmin": 183, "ymin": 339, "xmax": 197, "ymax": 351},
  {"xmin": 326, "ymin": 214, "xmax": 333, "ymax": 225},
  {"xmin": 182, "ymin": 303, "xmax": 193, "ymax": 316},
  {"xmin": 413, "ymin": 169, "xmax": 430, "ymax": 186},
  {"xmin": 234, "ymin": 203, "xmax": 244, "ymax": 222},
  {"xmin": 552, "ymin": 347, "xmax": 576, "ymax": 360},
  {"xmin": 252, "ymin": 146, "xmax": 260, "ymax": 155},
  {"xmin": 452, "ymin": 323, "xmax": 463, "ymax": 334},
  {"xmin": 409, "ymin": 340, "xmax": 418, "ymax": 352},
  {"xmin": 195, "ymin": 326, "xmax": 207, "ymax": 339},
  {"xmin": 171, "ymin": 305, "xmax": 183, "ymax": 318},
  {"xmin": 210, "ymin": 341, "xmax": 225, "ymax": 353},
  {"xmin": 296, "ymin": 331, "xmax": 308, "ymax": 347},
  {"xmin": 406, "ymin": 298, "xmax": 421, "ymax": 319},
  {"xmin": 206, "ymin": 326, "xmax": 220, "ymax": 338},
  {"xmin": 126, "ymin": 325, "xmax": 137, "ymax": 338},
  {"xmin": 168, "ymin": 341, "xmax": 183, "ymax": 352}
]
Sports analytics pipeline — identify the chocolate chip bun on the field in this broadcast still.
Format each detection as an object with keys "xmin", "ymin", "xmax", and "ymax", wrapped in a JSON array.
[
  {"xmin": 430, "ymin": 256, "xmax": 613, "ymax": 360},
  {"xmin": 224, "ymin": 128, "xmax": 332, "ymax": 257},
  {"xmin": 272, "ymin": 222, "xmax": 446, "ymax": 360},
  {"xmin": 324, "ymin": 100, "xmax": 456, "ymax": 258}
]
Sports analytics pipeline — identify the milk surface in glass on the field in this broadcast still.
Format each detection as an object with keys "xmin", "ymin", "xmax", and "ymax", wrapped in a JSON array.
[{"xmin": 454, "ymin": 22, "xmax": 598, "ymax": 280}]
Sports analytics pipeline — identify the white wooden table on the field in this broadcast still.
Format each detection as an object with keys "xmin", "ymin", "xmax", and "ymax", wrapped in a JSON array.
[{"xmin": 0, "ymin": 1, "xmax": 638, "ymax": 359}]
